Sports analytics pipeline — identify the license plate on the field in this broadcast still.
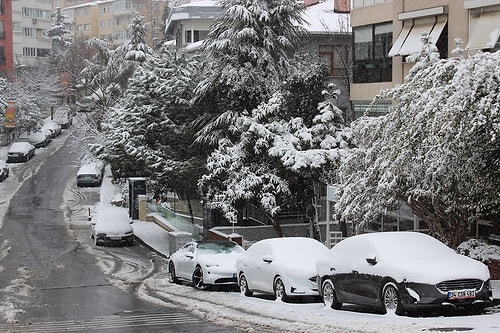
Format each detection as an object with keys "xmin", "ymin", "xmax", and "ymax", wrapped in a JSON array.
[
  {"xmin": 447, "ymin": 289, "xmax": 476, "ymax": 300},
  {"xmin": 110, "ymin": 237, "xmax": 122, "ymax": 240}
]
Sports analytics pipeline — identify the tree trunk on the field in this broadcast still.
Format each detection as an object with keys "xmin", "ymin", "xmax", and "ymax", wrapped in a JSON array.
[
  {"xmin": 270, "ymin": 215, "xmax": 283, "ymax": 237},
  {"xmin": 186, "ymin": 194, "xmax": 195, "ymax": 224}
]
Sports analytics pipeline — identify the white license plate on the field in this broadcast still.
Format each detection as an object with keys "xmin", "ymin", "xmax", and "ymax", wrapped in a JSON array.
[
  {"xmin": 110, "ymin": 237, "xmax": 122, "ymax": 240},
  {"xmin": 447, "ymin": 289, "xmax": 476, "ymax": 300}
]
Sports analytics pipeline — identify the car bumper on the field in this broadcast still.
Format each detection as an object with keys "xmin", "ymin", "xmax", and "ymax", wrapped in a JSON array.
[
  {"xmin": 7, "ymin": 155, "xmax": 28, "ymax": 162},
  {"xmin": 203, "ymin": 268, "xmax": 238, "ymax": 285},
  {"xmin": 399, "ymin": 280, "xmax": 493, "ymax": 310}
]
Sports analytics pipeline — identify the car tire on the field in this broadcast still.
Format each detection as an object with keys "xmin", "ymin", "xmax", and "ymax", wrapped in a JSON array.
[
  {"xmin": 274, "ymin": 277, "xmax": 289, "ymax": 302},
  {"xmin": 239, "ymin": 273, "xmax": 253, "ymax": 297},
  {"xmin": 322, "ymin": 279, "xmax": 342, "ymax": 310},
  {"xmin": 169, "ymin": 262, "xmax": 180, "ymax": 284},
  {"xmin": 192, "ymin": 266, "xmax": 207, "ymax": 290},
  {"xmin": 382, "ymin": 282, "xmax": 402, "ymax": 315},
  {"xmin": 94, "ymin": 236, "xmax": 101, "ymax": 246}
]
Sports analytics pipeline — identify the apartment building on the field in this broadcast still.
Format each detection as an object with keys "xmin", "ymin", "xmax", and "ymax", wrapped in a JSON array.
[
  {"xmin": 62, "ymin": 0, "xmax": 166, "ymax": 48},
  {"xmin": 350, "ymin": 0, "xmax": 500, "ymax": 118},
  {"xmin": 9, "ymin": 0, "xmax": 53, "ymax": 69},
  {"xmin": 0, "ymin": 0, "xmax": 14, "ymax": 75}
]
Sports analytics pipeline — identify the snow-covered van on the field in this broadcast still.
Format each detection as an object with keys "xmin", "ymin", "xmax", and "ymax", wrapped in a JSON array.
[{"xmin": 76, "ymin": 161, "xmax": 105, "ymax": 187}]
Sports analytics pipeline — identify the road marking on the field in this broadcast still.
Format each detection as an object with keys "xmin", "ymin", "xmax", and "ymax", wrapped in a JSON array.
[{"xmin": 0, "ymin": 312, "xmax": 202, "ymax": 332}]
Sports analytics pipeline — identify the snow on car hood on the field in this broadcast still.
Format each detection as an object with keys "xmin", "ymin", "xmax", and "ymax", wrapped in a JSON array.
[{"xmin": 373, "ymin": 254, "xmax": 490, "ymax": 285}]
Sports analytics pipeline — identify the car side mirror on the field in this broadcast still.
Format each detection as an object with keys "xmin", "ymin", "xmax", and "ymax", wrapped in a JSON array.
[
  {"xmin": 262, "ymin": 255, "xmax": 273, "ymax": 263},
  {"xmin": 366, "ymin": 254, "xmax": 377, "ymax": 265}
]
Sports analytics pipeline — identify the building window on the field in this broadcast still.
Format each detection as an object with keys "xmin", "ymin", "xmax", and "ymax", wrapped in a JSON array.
[
  {"xmin": 0, "ymin": 21, "xmax": 4, "ymax": 40},
  {"xmin": 108, "ymin": 19, "xmax": 114, "ymax": 27},
  {"xmin": 23, "ymin": 27, "xmax": 36, "ymax": 37},
  {"xmin": 353, "ymin": 22, "xmax": 392, "ymax": 83},
  {"xmin": 100, "ymin": 20, "xmax": 106, "ymax": 28},
  {"xmin": 352, "ymin": 101, "xmax": 391, "ymax": 119},
  {"xmin": 185, "ymin": 30, "xmax": 208, "ymax": 43},
  {"xmin": 22, "ymin": 7, "xmax": 51, "ymax": 19},
  {"xmin": 23, "ymin": 47, "xmax": 37, "ymax": 57},
  {"xmin": 84, "ymin": 8, "xmax": 90, "ymax": 16},
  {"xmin": 319, "ymin": 45, "xmax": 349, "ymax": 77},
  {"xmin": 84, "ymin": 24, "xmax": 90, "ymax": 30},
  {"xmin": 37, "ymin": 48, "xmax": 50, "ymax": 57},
  {"xmin": 13, "ymin": 22, "xmax": 22, "ymax": 32},
  {"xmin": 466, "ymin": 7, "xmax": 500, "ymax": 52},
  {"xmin": 0, "ymin": 47, "xmax": 5, "ymax": 65}
]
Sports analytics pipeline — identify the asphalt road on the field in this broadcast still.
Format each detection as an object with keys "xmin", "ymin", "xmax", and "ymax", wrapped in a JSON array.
[{"xmin": 0, "ymin": 129, "xmax": 243, "ymax": 332}]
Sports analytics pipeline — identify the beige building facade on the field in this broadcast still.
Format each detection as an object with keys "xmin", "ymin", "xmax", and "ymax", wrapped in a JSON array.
[
  {"xmin": 350, "ymin": 0, "xmax": 500, "ymax": 118},
  {"xmin": 62, "ymin": 0, "xmax": 166, "ymax": 48}
]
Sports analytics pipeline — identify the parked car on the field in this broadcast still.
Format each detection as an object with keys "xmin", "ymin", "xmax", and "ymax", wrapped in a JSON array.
[
  {"xmin": 0, "ymin": 159, "xmax": 9, "ymax": 181},
  {"xmin": 169, "ymin": 240, "xmax": 245, "ymax": 290},
  {"xmin": 76, "ymin": 161, "xmax": 105, "ymax": 187},
  {"xmin": 90, "ymin": 205, "xmax": 134, "ymax": 246},
  {"xmin": 41, "ymin": 120, "xmax": 62, "ymax": 138},
  {"xmin": 316, "ymin": 232, "xmax": 492, "ymax": 315},
  {"xmin": 7, "ymin": 142, "xmax": 36, "ymax": 163},
  {"xmin": 236, "ymin": 237, "xmax": 329, "ymax": 302},
  {"xmin": 53, "ymin": 110, "xmax": 73, "ymax": 129},
  {"xmin": 27, "ymin": 131, "xmax": 51, "ymax": 148}
]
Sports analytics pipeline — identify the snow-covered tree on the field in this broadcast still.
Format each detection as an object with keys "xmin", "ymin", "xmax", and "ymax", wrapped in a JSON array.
[
  {"xmin": 95, "ymin": 46, "xmax": 206, "ymax": 220},
  {"xmin": 0, "ymin": 64, "xmax": 61, "ymax": 135},
  {"xmin": 44, "ymin": 7, "xmax": 72, "ymax": 59},
  {"xmin": 335, "ymin": 51, "xmax": 500, "ymax": 248},
  {"xmin": 194, "ymin": 0, "xmax": 308, "ymax": 146},
  {"xmin": 200, "ymin": 84, "xmax": 352, "ymax": 236},
  {"xmin": 124, "ymin": 13, "xmax": 154, "ymax": 62}
]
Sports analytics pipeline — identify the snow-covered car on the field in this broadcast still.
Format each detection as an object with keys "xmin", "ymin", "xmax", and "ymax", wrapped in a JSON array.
[
  {"xmin": 237, "ymin": 237, "xmax": 329, "ymax": 302},
  {"xmin": 27, "ymin": 131, "xmax": 51, "ymax": 148},
  {"xmin": 76, "ymin": 161, "xmax": 105, "ymax": 187},
  {"xmin": 90, "ymin": 205, "xmax": 134, "ymax": 246},
  {"xmin": 316, "ymin": 232, "xmax": 493, "ymax": 315},
  {"xmin": 41, "ymin": 120, "xmax": 62, "ymax": 138},
  {"xmin": 0, "ymin": 159, "xmax": 9, "ymax": 182},
  {"xmin": 169, "ymin": 240, "xmax": 245, "ymax": 290},
  {"xmin": 7, "ymin": 142, "xmax": 36, "ymax": 163}
]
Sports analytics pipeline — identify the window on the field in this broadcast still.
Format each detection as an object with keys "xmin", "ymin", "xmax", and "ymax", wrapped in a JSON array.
[
  {"xmin": 467, "ymin": 10, "xmax": 500, "ymax": 51},
  {"xmin": 185, "ymin": 30, "xmax": 208, "ymax": 43},
  {"xmin": 353, "ymin": 101, "xmax": 391, "ymax": 119},
  {"xmin": 100, "ymin": 20, "xmax": 106, "ymax": 28},
  {"xmin": 389, "ymin": 16, "xmax": 448, "ymax": 58},
  {"xmin": 23, "ymin": 47, "xmax": 36, "ymax": 57},
  {"xmin": 22, "ymin": 7, "xmax": 51, "ymax": 19},
  {"xmin": 319, "ymin": 45, "xmax": 348, "ymax": 77},
  {"xmin": 37, "ymin": 48, "xmax": 50, "ymax": 57},
  {"xmin": 353, "ymin": 22, "xmax": 392, "ymax": 83},
  {"xmin": 0, "ymin": 47, "xmax": 5, "ymax": 65},
  {"xmin": 84, "ymin": 24, "xmax": 90, "ymax": 30},
  {"xmin": 0, "ymin": 21, "xmax": 4, "ymax": 40},
  {"xmin": 84, "ymin": 8, "xmax": 90, "ymax": 16},
  {"xmin": 13, "ymin": 22, "xmax": 22, "ymax": 32},
  {"xmin": 23, "ymin": 27, "xmax": 36, "ymax": 37}
]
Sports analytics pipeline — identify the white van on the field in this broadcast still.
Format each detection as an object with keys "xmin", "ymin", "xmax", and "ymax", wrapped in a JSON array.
[{"xmin": 76, "ymin": 161, "xmax": 105, "ymax": 187}]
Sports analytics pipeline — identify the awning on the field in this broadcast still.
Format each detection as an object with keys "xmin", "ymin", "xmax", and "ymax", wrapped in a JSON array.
[
  {"xmin": 389, "ymin": 16, "xmax": 447, "ymax": 56},
  {"xmin": 466, "ymin": 11, "xmax": 500, "ymax": 50}
]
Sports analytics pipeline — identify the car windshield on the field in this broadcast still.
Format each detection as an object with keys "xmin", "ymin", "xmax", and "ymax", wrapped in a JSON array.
[{"xmin": 196, "ymin": 242, "xmax": 243, "ymax": 254}]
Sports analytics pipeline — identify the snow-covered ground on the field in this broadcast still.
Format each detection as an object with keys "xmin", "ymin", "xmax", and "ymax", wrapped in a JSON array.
[{"xmin": 2, "ymin": 140, "xmax": 500, "ymax": 332}]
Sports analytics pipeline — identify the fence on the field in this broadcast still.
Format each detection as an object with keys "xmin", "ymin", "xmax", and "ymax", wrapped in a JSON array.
[{"xmin": 147, "ymin": 202, "xmax": 201, "ymax": 240}]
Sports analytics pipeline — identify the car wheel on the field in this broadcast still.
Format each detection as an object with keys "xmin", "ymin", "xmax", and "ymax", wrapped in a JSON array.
[
  {"xmin": 192, "ymin": 266, "xmax": 207, "ymax": 290},
  {"xmin": 382, "ymin": 282, "xmax": 401, "ymax": 315},
  {"xmin": 239, "ymin": 273, "xmax": 253, "ymax": 297},
  {"xmin": 94, "ymin": 236, "xmax": 101, "ymax": 246},
  {"xmin": 274, "ymin": 277, "xmax": 288, "ymax": 302},
  {"xmin": 168, "ymin": 262, "xmax": 180, "ymax": 284},
  {"xmin": 322, "ymin": 279, "xmax": 342, "ymax": 310}
]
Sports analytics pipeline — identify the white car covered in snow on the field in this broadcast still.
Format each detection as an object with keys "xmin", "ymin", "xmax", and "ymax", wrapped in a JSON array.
[
  {"xmin": 236, "ymin": 237, "xmax": 329, "ymax": 302},
  {"xmin": 169, "ymin": 240, "xmax": 245, "ymax": 289},
  {"xmin": 316, "ymin": 232, "xmax": 493, "ymax": 315},
  {"xmin": 90, "ymin": 205, "xmax": 134, "ymax": 246}
]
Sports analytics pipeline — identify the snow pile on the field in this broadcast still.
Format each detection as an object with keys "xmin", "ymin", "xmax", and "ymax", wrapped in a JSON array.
[{"xmin": 457, "ymin": 239, "xmax": 500, "ymax": 264}]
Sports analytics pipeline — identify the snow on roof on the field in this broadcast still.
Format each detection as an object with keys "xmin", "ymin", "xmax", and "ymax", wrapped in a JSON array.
[{"xmin": 302, "ymin": 0, "xmax": 351, "ymax": 33}]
